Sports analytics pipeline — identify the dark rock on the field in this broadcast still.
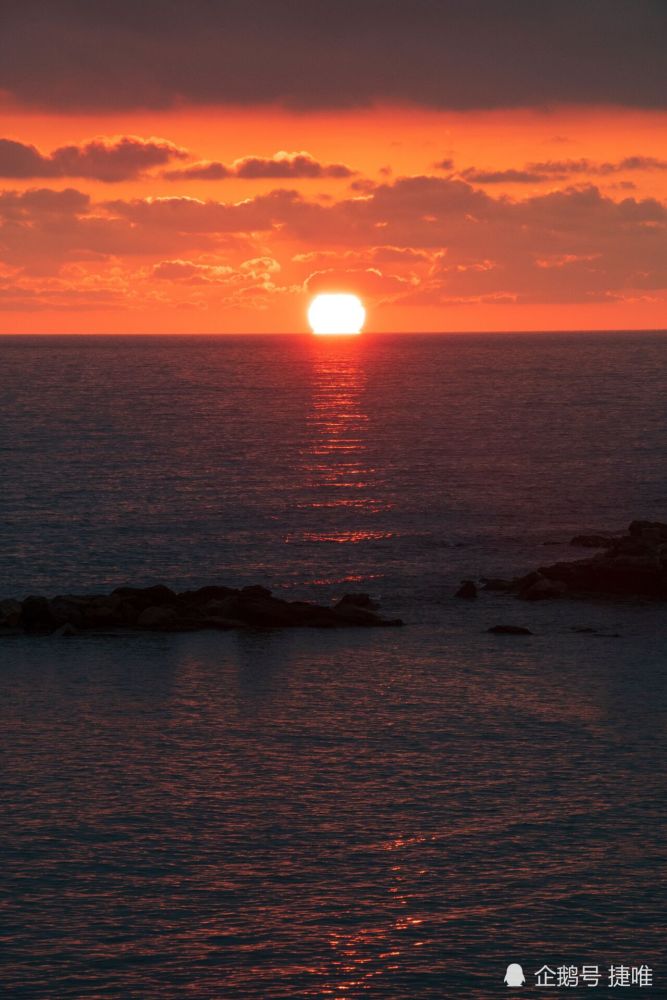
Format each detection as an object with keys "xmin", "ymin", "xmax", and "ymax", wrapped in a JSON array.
[
  {"xmin": 83, "ymin": 596, "xmax": 124, "ymax": 629},
  {"xmin": 514, "ymin": 570, "xmax": 544, "ymax": 592},
  {"xmin": 83, "ymin": 607, "xmax": 120, "ymax": 628},
  {"xmin": 570, "ymin": 533, "xmax": 614, "ymax": 548},
  {"xmin": 111, "ymin": 584, "xmax": 177, "ymax": 609},
  {"xmin": 336, "ymin": 592, "xmax": 380, "ymax": 610},
  {"xmin": 6, "ymin": 581, "xmax": 403, "ymax": 633},
  {"xmin": 0, "ymin": 599, "xmax": 22, "ymax": 627},
  {"xmin": 204, "ymin": 616, "xmax": 249, "ymax": 630},
  {"xmin": 240, "ymin": 585, "xmax": 272, "ymax": 600},
  {"xmin": 179, "ymin": 585, "xmax": 238, "ymax": 606},
  {"xmin": 289, "ymin": 601, "xmax": 341, "ymax": 627},
  {"xmin": 137, "ymin": 605, "xmax": 177, "ymax": 629},
  {"xmin": 53, "ymin": 622, "xmax": 78, "ymax": 637},
  {"xmin": 480, "ymin": 578, "xmax": 515, "ymax": 592},
  {"xmin": 608, "ymin": 535, "xmax": 657, "ymax": 558},
  {"xmin": 49, "ymin": 597, "xmax": 85, "ymax": 629},
  {"xmin": 628, "ymin": 520, "xmax": 667, "ymax": 542},
  {"xmin": 518, "ymin": 575, "xmax": 568, "ymax": 601},
  {"xmin": 20, "ymin": 596, "xmax": 55, "ymax": 632},
  {"xmin": 118, "ymin": 601, "xmax": 140, "ymax": 625},
  {"xmin": 211, "ymin": 595, "xmax": 243, "ymax": 618},
  {"xmin": 331, "ymin": 602, "xmax": 381, "ymax": 624},
  {"xmin": 455, "ymin": 580, "xmax": 477, "ymax": 599},
  {"xmin": 540, "ymin": 555, "xmax": 666, "ymax": 598},
  {"xmin": 202, "ymin": 598, "xmax": 233, "ymax": 615},
  {"xmin": 488, "ymin": 625, "xmax": 533, "ymax": 635},
  {"xmin": 483, "ymin": 519, "xmax": 667, "ymax": 602},
  {"xmin": 236, "ymin": 594, "xmax": 301, "ymax": 628}
]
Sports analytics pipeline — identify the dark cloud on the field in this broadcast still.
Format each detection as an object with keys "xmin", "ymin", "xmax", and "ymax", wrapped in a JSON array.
[
  {"xmin": 0, "ymin": 187, "xmax": 213, "ymax": 269},
  {"xmin": 528, "ymin": 156, "xmax": 667, "ymax": 176},
  {"xmin": 0, "ymin": 285, "xmax": 127, "ymax": 312},
  {"xmin": 236, "ymin": 153, "xmax": 353, "ymax": 179},
  {"xmin": 165, "ymin": 151, "xmax": 354, "ymax": 181},
  {"xmin": 460, "ymin": 168, "xmax": 548, "ymax": 184},
  {"xmin": 0, "ymin": 135, "xmax": 187, "ymax": 181},
  {"xmin": 458, "ymin": 157, "xmax": 667, "ymax": 185},
  {"xmin": 105, "ymin": 189, "xmax": 305, "ymax": 232},
  {"xmin": 153, "ymin": 256, "xmax": 280, "ymax": 285},
  {"xmin": 288, "ymin": 178, "xmax": 667, "ymax": 302},
  {"xmin": 165, "ymin": 162, "xmax": 232, "ymax": 181},
  {"xmin": 304, "ymin": 266, "xmax": 411, "ymax": 299},
  {"xmin": 1, "ymin": 1, "xmax": 665, "ymax": 111},
  {"xmin": 0, "ymin": 187, "xmax": 90, "ymax": 218},
  {"xmin": 348, "ymin": 179, "xmax": 378, "ymax": 193},
  {"xmin": 153, "ymin": 259, "xmax": 234, "ymax": 282},
  {"xmin": 370, "ymin": 246, "xmax": 430, "ymax": 263},
  {"xmin": 2, "ymin": 177, "xmax": 665, "ymax": 303}
]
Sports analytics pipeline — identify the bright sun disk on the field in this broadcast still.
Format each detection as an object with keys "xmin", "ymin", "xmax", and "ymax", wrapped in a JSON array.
[{"xmin": 308, "ymin": 293, "xmax": 366, "ymax": 335}]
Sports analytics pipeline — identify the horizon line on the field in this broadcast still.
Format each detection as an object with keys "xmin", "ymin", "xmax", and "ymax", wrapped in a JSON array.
[{"xmin": 1, "ymin": 329, "xmax": 666, "ymax": 338}]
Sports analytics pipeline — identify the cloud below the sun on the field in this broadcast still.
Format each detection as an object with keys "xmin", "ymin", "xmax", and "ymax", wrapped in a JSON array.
[{"xmin": 0, "ymin": 174, "xmax": 664, "ymax": 307}]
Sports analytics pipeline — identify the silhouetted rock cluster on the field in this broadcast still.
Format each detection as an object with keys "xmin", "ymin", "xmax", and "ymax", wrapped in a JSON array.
[
  {"xmin": 480, "ymin": 520, "xmax": 667, "ymax": 601},
  {"xmin": 569, "ymin": 532, "xmax": 617, "ymax": 548},
  {"xmin": 488, "ymin": 625, "xmax": 533, "ymax": 635},
  {"xmin": 0, "ymin": 585, "xmax": 403, "ymax": 635}
]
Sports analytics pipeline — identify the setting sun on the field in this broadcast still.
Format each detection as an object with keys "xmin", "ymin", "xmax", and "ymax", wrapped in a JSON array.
[{"xmin": 308, "ymin": 294, "xmax": 366, "ymax": 335}]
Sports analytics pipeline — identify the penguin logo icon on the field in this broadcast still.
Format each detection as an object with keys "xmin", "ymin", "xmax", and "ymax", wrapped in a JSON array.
[{"xmin": 504, "ymin": 963, "xmax": 525, "ymax": 986}]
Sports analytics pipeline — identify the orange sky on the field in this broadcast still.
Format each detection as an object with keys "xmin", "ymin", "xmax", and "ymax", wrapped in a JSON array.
[{"xmin": 1, "ymin": 102, "xmax": 666, "ymax": 333}]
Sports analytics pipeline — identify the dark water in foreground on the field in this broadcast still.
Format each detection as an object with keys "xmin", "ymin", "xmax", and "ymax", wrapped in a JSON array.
[{"xmin": 0, "ymin": 334, "xmax": 666, "ymax": 997}]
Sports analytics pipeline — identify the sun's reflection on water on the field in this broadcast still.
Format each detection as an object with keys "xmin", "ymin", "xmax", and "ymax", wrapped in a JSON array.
[{"xmin": 288, "ymin": 339, "xmax": 393, "ymax": 548}]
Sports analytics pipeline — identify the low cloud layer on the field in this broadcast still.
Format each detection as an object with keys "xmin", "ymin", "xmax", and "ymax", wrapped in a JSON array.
[
  {"xmin": 1, "ymin": 174, "xmax": 664, "ymax": 309},
  {"xmin": 457, "ymin": 157, "xmax": 667, "ymax": 185},
  {"xmin": 0, "ymin": 135, "xmax": 187, "ymax": 181},
  {"xmin": 165, "ymin": 151, "xmax": 354, "ymax": 181}
]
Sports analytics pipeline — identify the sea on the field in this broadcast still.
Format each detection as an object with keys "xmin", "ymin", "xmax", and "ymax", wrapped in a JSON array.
[{"xmin": 0, "ymin": 332, "xmax": 665, "ymax": 998}]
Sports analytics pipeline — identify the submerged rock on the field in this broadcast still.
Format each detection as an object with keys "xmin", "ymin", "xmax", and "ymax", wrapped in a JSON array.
[
  {"xmin": 455, "ymin": 580, "xmax": 477, "ymax": 599},
  {"xmin": 2, "ymin": 582, "xmax": 404, "ymax": 635}
]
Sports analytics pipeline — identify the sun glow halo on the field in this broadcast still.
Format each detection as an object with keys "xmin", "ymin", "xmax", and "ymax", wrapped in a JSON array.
[{"xmin": 308, "ymin": 293, "xmax": 366, "ymax": 335}]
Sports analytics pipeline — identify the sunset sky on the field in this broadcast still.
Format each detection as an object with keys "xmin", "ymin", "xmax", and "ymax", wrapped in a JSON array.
[{"xmin": 1, "ymin": 1, "xmax": 666, "ymax": 333}]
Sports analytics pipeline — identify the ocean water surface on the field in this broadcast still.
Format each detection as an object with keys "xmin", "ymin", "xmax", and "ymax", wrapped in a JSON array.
[{"xmin": 0, "ymin": 333, "xmax": 665, "ymax": 997}]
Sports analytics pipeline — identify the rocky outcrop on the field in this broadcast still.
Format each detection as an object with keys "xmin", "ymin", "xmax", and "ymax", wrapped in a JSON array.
[
  {"xmin": 482, "ymin": 520, "xmax": 667, "ymax": 602},
  {"xmin": 569, "ymin": 533, "xmax": 615, "ymax": 548},
  {"xmin": 488, "ymin": 625, "xmax": 533, "ymax": 635},
  {"xmin": 0, "ymin": 584, "xmax": 403, "ymax": 635},
  {"xmin": 335, "ymin": 592, "xmax": 380, "ymax": 611}
]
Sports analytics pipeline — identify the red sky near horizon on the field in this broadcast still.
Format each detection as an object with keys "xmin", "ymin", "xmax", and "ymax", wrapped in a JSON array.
[{"xmin": 1, "ymin": 3, "xmax": 665, "ymax": 334}]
